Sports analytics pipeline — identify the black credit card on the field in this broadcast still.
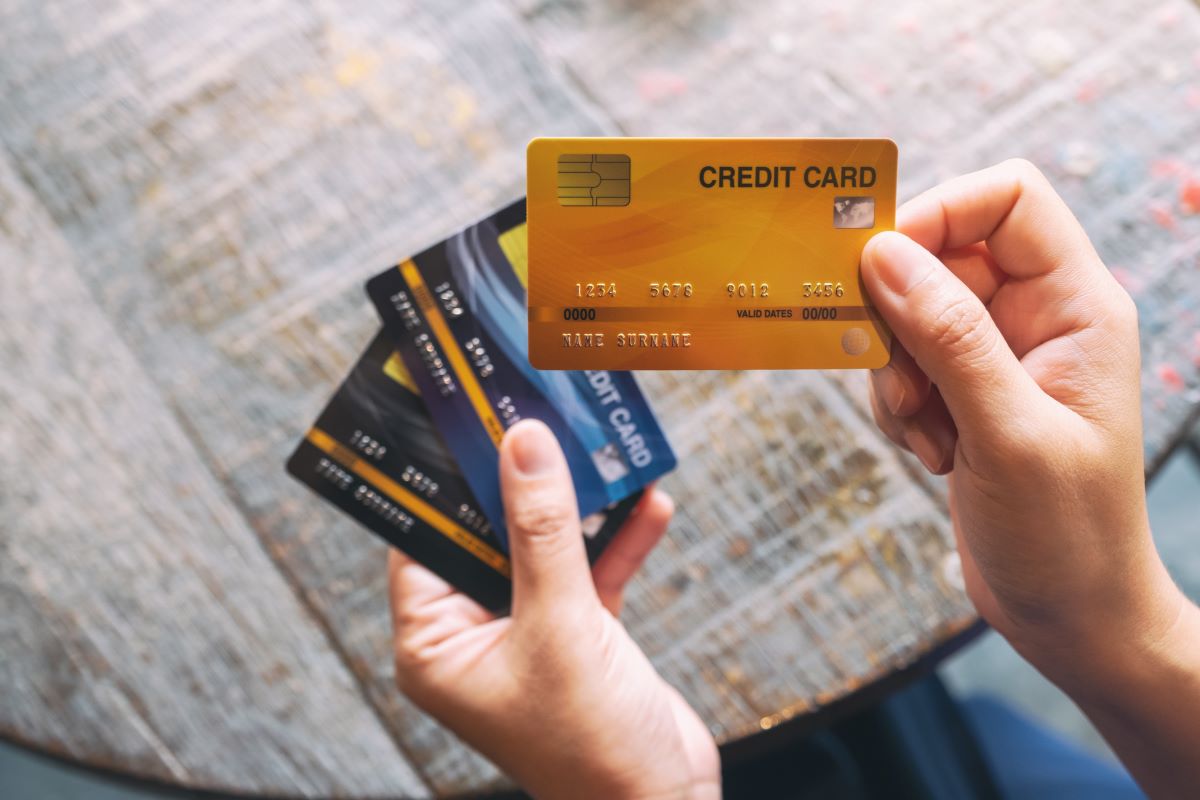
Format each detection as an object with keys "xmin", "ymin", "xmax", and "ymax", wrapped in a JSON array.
[{"xmin": 286, "ymin": 331, "xmax": 639, "ymax": 612}]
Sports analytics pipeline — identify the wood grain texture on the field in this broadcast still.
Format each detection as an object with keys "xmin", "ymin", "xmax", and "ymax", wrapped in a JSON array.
[
  {"xmin": 0, "ymin": 155, "xmax": 428, "ymax": 796},
  {"xmin": 0, "ymin": 0, "xmax": 605, "ymax": 794},
  {"xmin": 1, "ymin": 0, "xmax": 1198, "ymax": 796},
  {"xmin": 519, "ymin": 0, "xmax": 1200, "ymax": 464},
  {"xmin": 625, "ymin": 371, "xmax": 968, "ymax": 737}
]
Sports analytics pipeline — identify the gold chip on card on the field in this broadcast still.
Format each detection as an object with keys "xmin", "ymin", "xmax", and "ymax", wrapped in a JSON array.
[{"xmin": 557, "ymin": 153, "xmax": 631, "ymax": 207}]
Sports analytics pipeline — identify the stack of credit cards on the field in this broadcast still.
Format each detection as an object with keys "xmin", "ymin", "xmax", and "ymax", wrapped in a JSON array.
[{"xmin": 287, "ymin": 200, "xmax": 677, "ymax": 612}]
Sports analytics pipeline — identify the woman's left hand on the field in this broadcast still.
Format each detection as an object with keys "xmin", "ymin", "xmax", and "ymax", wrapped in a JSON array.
[{"xmin": 388, "ymin": 419, "xmax": 721, "ymax": 800}]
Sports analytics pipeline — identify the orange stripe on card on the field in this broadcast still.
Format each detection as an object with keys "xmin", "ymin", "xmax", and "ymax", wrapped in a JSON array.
[
  {"xmin": 398, "ymin": 260, "xmax": 506, "ymax": 446},
  {"xmin": 305, "ymin": 427, "xmax": 510, "ymax": 575}
]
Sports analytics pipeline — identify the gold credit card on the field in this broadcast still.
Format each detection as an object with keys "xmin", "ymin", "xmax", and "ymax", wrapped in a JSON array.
[{"xmin": 527, "ymin": 138, "xmax": 896, "ymax": 370}]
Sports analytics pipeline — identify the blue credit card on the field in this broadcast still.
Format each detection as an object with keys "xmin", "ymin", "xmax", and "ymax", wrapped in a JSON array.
[
  {"xmin": 366, "ymin": 200, "xmax": 676, "ymax": 550},
  {"xmin": 285, "ymin": 330, "xmax": 641, "ymax": 612}
]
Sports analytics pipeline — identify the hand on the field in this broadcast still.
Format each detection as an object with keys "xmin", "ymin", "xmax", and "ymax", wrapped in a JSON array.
[
  {"xmin": 861, "ymin": 159, "xmax": 1182, "ymax": 679},
  {"xmin": 862, "ymin": 160, "xmax": 1200, "ymax": 796},
  {"xmin": 388, "ymin": 419, "xmax": 720, "ymax": 800}
]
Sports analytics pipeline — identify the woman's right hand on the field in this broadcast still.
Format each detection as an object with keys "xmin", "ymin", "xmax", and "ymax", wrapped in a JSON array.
[{"xmin": 861, "ymin": 160, "xmax": 1199, "ymax": 797}]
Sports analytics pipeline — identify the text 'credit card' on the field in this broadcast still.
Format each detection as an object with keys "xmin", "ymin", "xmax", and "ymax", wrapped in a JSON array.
[{"xmin": 527, "ymin": 138, "xmax": 897, "ymax": 370}]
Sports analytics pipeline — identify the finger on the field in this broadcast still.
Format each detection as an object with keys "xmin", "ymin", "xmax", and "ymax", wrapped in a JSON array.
[
  {"xmin": 868, "ymin": 381, "xmax": 903, "ymax": 448},
  {"xmin": 870, "ymin": 381, "xmax": 958, "ymax": 474},
  {"xmin": 389, "ymin": 548, "xmax": 456, "ymax": 611},
  {"xmin": 499, "ymin": 419, "xmax": 596, "ymax": 618},
  {"xmin": 593, "ymin": 489, "xmax": 674, "ymax": 615},
  {"xmin": 862, "ymin": 231, "xmax": 1044, "ymax": 438},
  {"xmin": 870, "ymin": 340, "xmax": 930, "ymax": 418},
  {"xmin": 937, "ymin": 242, "xmax": 1006, "ymax": 305},
  {"xmin": 903, "ymin": 388, "xmax": 958, "ymax": 475},
  {"xmin": 898, "ymin": 159, "xmax": 1103, "ymax": 283},
  {"xmin": 387, "ymin": 550, "xmax": 491, "ymax": 662}
]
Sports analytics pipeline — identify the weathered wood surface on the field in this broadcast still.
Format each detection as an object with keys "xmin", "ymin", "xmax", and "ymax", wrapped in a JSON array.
[
  {"xmin": 520, "ymin": 0, "xmax": 1200, "ymax": 469},
  {"xmin": 0, "ymin": 139, "xmax": 428, "ymax": 796},
  {"xmin": 1, "ymin": 0, "xmax": 1198, "ymax": 796}
]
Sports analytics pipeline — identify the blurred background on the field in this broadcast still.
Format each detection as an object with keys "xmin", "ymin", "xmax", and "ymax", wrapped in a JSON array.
[{"xmin": 2, "ymin": 0, "xmax": 1198, "ymax": 797}]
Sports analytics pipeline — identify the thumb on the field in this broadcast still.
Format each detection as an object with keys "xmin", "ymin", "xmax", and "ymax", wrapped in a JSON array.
[
  {"xmin": 499, "ymin": 419, "xmax": 596, "ymax": 618},
  {"xmin": 862, "ymin": 231, "xmax": 1042, "ymax": 436}
]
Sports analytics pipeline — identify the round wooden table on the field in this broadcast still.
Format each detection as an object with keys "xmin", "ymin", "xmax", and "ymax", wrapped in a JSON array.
[{"xmin": 4, "ymin": 0, "xmax": 1200, "ymax": 796}]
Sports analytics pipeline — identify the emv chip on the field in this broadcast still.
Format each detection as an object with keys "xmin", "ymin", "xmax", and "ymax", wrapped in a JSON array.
[{"xmin": 557, "ymin": 153, "xmax": 631, "ymax": 206}]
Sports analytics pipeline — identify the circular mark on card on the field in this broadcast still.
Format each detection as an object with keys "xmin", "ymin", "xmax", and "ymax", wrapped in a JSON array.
[{"xmin": 842, "ymin": 327, "xmax": 870, "ymax": 356}]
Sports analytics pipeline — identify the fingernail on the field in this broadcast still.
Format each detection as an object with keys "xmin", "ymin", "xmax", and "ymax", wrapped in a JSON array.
[
  {"xmin": 875, "ymin": 366, "xmax": 907, "ymax": 416},
  {"xmin": 509, "ymin": 421, "xmax": 559, "ymax": 477},
  {"xmin": 866, "ymin": 232, "xmax": 935, "ymax": 296},
  {"xmin": 905, "ymin": 429, "xmax": 944, "ymax": 473}
]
